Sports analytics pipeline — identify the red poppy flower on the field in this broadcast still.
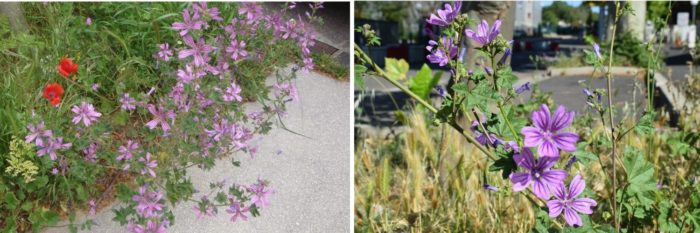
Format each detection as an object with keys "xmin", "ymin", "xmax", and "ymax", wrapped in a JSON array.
[
  {"xmin": 57, "ymin": 57, "xmax": 78, "ymax": 77},
  {"xmin": 43, "ymin": 83, "xmax": 64, "ymax": 106}
]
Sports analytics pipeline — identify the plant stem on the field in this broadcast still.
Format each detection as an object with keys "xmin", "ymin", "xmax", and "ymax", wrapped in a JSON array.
[
  {"xmin": 354, "ymin": 43, "xmax": 497, "ymax": 161},
  {"xmin": 607, "ymin": 2, "xmax": 621, "ymax": 231}
]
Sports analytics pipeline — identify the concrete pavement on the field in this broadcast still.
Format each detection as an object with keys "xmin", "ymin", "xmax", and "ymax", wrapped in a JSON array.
[{"xmin": 45, "ymin": 66, "xmax": 351, "ymax": 233}]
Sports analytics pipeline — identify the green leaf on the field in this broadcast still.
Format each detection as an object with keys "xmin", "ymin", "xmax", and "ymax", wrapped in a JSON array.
[
  {"xmin": 354, "ymin": 65, "xmax": 367, "ymax": 90},
  {"xmin": 685, "ymin": 209, "xmax": 700, "ymax": 231},
  {"xmin": 5, "ymin": 192, "xmax": 18, "ymax": 209},
  {"xmin": 463, "ymin": 81, "xmax": 497, "ymax": 112},
  {"xmin": 408, "ymin": 64, "xmax": 441, "ymax": 101},
  {"xmin": 622, "ymin": 147, "xmax": 656, "ymax": 211},
  {"xmin": 572, "ymin": 142, "xmax": 598, "ymax": 165},
  {"xmin": 495, "ymin": 68, "xmax": 518, "ymax": 91},
  {"xmin": 658, "ymin": 200, "xmax": 681, "ymax": 233},
  {"xmin": 634, "ymin": 112, "xmax": 655, "ymax": 137},
  {"xmin": 384, "ymin": 58, "xmax": 409, "ymax": 80},
  {"xmin": 42, "ymin": 210, "xmax": 59, "ymax": 226}
]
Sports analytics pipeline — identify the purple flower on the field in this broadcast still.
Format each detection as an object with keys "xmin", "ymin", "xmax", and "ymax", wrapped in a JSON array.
[
  {"xmin": 132, "ymin": 186, "xmax": 164, "ymax": 218},
  {"xmin": 193, "ymin": 203, "xmax": 216, "ymax": 219},
  {"xmin": 483, "ymin": 183, "xmax": 499, "ymax": 192},
  {"xmin": 171, "ymin": 9, "xmax": 204, "ymax": 36},
  {"xmin": 514, "ymin": 82, "xmax": 531, "ymax": 94},
  {"xmin": 509, "ymin": 147, "xmax": 567, "ymax": 199},
  {"xmin": 222, "ymin": 82, "xmax": 242, "ymax": 102},
  {"xmin": 86, "ymin": 17, "xmax": 92, "ymax": 26},
  {"xmin": 71, "ymin": 102, "xmax": 102, "ymax": 127},
  {"xmin": 120, "ymin": 93, "xmax": 137, "ymax": 111},
  {"xmin": 193, "ymin": 2, "xmax": 223, "ymax": 22},
  {"xmin": 547, "ymin": 174, "xmax": 597, "ymax": 227},
  {"xmin": 426, "ymin": 37, "xmax": 457, "ymax": 67},
  {"xmin": 565, "ymin": 156, "xmax": 577, "ymax": 170},
  {"xmin": 205, "ymin": 119, "xmax": 232, "ymax": 142},
  {"xmin": 238, "ymin": 3, "xmax": 263, "ymax": 23},
  {"xmin": 88, "ymin": 199, "xmax": 97, "ymax": 215},
  {"xmin": 274, "ymin": 82, "xmax": 298, "ymax": 101},
  {"xmin": 484, "ymin": 66, "xmax": 494, "ymax": 76},
  {"xmin": 37, "ymin": 137, "xmax": 72, "ymax": 160},
  {"xmin": 592, "ymin": 43, "xmax": 602, "ymax": 59},
  {"xmin": 521, "ymin": 104, "xmax": 579, "ymax": 157},
  {"xmin": 435, "ymin": 86, "xmax": 446, "ymax": 98},
  {"xmin": 145, "ymin": 104, "xmax": 176, "ymax": 133},
  {"xmin": 25, "ymin": 121, "xmax": 52, "ymax": 147},
  {"xmin": 91, "ymin": 83, "xmax": 99, "ymax": 91},
  {"xmin": 248, "ymin": 180, "xmax": 272, "ymax": 209},
  {"xmin": 225, "ymin": 201, "xmax": 250, "ymax": 223},
  {"xmin": 426, "ymin": 2, "xmax": 462, "ymax": 26},
  {"xmin": 139, "ymin": 152, "xmax": 158, "ymax": 177},
  {"xmin": 155, "ymin": 43, "xmax": 173, "ymax": 61},
  {"xmin": 470, "ymin": 119, "xmax": 500, "ymax": 147},
  {"xmin": 498, "ymin": 47, "xmax": 512, "ymax": 66},
  {"xmin": 117, "ymin": 140, "xmax": 139, "ymax": 161},
  {"xmin": 130, "ymin": 220, "xmax": 167, "ymax": 233},
  {"xmin": 82, "ymin": 143, "xmax": 98, "ymax": 163},
  {"xmin": 465, "ymin": 19, "xmax": 501, "ymax": 46},
  {"xmin": 177, "ymin": 64, "xmax": 206, "ymax": 84},
  {"xmin": 225, "ymin": 39, "xmax": 248, "ymax": 61},
  {"xmin": 178, "ymin": 35, "xmax": 215, "ymax": 67}
]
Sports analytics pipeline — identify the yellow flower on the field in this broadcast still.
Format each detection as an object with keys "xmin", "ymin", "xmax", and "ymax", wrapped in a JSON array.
[{"xmin": 5, "ymin": 136, "xmax": 39, "ymax": 183}]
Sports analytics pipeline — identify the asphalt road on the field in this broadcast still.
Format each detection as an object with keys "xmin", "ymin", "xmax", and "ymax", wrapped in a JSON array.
[{"xmin": 45, "ymin": 67, "xmax": 351, "ymax": 233}]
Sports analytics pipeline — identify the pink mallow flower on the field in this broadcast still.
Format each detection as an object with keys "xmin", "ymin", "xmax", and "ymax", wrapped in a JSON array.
[
  {"xmin": 37, "ymin": 137, "xmax": 72, "ymax": 160},
  {"xmin": 171, "ymin": 9, "xmax": 204, "ymax": 36},
  {"xmin": 132, "ymin": 185, "xmax": 164, "ymax": 218},
  {"xmin": 25, "ymin": 121, "xmax": 52, "ymax": 147},
  {"xmin": 247, "ymin": 179, "xmax": 272, "ymax": 209},
  {"xmin": 226, "ymin": 200, "xmax": 250, "ymax": 223},
  {"xmin": 145, "ymin": 104, "xmax": 176, "ymax": 133},
  {"xmin": 547, "ymin": 174, "xmax": 598, "ymax": 227},
  {"xmin": 71, "ymin": 102, "xmax": 102, "ymax": 127},
  {"xmin": 222, "ymin": 82, "xmax": 242, "ymax": 102},
  {"xmin": 120, "ymin": 93, "xmax": 137, "ymax": 111},
  {"xmin": 521, "ymin": 104, "xmax": 579, "ymax": 158},
  {"xmin": 155, "ymin": 43, "xmax": 173, "ymax": 61},
  {"xmin": 509, "ymin": 147, "xmax": 566, "ymax": 199},
  {"xmin": 139, "ymin": 152, "xmax": 158, "ymax": 178}
]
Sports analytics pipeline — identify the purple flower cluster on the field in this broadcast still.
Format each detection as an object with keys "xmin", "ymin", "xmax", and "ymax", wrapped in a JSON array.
[
  {"xmin": 426, "ymin": 2, "xmax": 461, "ymax": 27},
  {"xmin": 426, "ymin": 37, "xmax": 458, "ymax": 67},
  {"xmin": 508, "ymin": 104, "xmax": 596, "ymax": 227}
]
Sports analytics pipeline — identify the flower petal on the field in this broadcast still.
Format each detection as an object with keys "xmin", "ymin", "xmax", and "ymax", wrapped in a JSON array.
[
  {"xmin": 538, "ymin": 140, "xmax": 559, "ymax": 158},
  {"xmin": 522, "ymin": 126, "xmax": 544, "ymax": 147},
  {"xmin": 547, "ymin": 199, "xmax": 564, "ymax": 217},
  {"xmin": 564, "ymin": 208, "xmax": 582, "ymax": 227},
  {"xmin": 568, "ymin": 174, "xmax": 586, "ymax": 198},
  {"xmin": 513, "ymin": 148, "xmax": 536, "ymax": 169},
  {"xmin": 489, "ymin": 19, "xmax": 501, "ymax": 42},
  {"xmin": 552, "ymin": 132, "xmax": 579, "ymax": 152},
  {"xmin": 550, "ymin": 105, "xmax": 574, "ymax": 131},
  {"xmin": 532, "ymin": 179, "xmax": 550, "ymax": 199},
  {"xmin": 570, "ymin": 198, "xmax": 596, "ymax": 214},
  {"xmin": 509, "ymin": 172, "xmax": 532, "ymax": 192},
  {"xmin": 541, "ymin": 170, "xmax": 567, "ymax": 187},
  {"xmin": 477, "ymin": 20, "xmax": 488, "ymax": 38},
  {"xmin": 550, "ymin": 183, "xmax": 567, "ymax": 200},
  {"xmin": 532, "ymin": 104, "xmax": 551, "ymax": 130}
]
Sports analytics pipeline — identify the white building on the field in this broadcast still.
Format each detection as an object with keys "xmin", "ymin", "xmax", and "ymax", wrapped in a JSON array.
[{"xmin": 514, "ymin": 1, "xmax": 542, "ymax": 36}]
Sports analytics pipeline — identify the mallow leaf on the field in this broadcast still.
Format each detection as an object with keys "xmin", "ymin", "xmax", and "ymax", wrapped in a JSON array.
[{"xmin": 384, "ymin": 58, "xmax": 409, "ymax": 80}]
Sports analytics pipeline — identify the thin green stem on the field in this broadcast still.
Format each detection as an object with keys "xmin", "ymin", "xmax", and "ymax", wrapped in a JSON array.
[{"xmin": 606, "ymin": 2, "xmax": 621, "ymax": 231}]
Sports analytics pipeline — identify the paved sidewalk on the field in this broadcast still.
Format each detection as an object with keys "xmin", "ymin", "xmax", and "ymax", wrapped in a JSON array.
[{"xmin": 46, "ymin": 67, "xmax": 351, "ymax": 233}]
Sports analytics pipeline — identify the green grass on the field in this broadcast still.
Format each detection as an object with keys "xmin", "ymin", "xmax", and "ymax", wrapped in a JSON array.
[{"xmin": 312, "ymin": 53, "xmax": 349, "ymax": 80}]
